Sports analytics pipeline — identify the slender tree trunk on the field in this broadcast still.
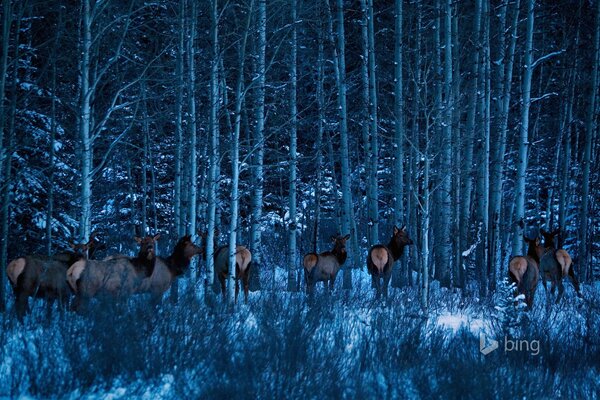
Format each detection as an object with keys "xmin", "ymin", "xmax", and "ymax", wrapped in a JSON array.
[
  {"xmin": 287, "ymin": 0, "xmax": 299, "ymax": 291},
  {"xmin": 367, "ymin": 0, "xmax": 379, "ymax": 245},
  {"xmin": 579, "ymin": 0, "xmax": 600, "ymax": 282},
  {"xmin": 434, "ymin": 0, "xmax": 453, "ymax": 287},
  {"xmin": 0, "ymin": 0, "xmax": 13, "ymax": 311},
  {"xmin": 46, "ymin": 51, "xmax": 58, "ymax": 255},
  {"xmin": 391, "ymin": 0, "xmax": 405, "ymax": 288},
  {"xmin": 313, "ymin": 6, "xmax": 326, "ymax": 254},
  {"xmin": 78, "ymin": 0, "xmax": 93, "ymax": 243},
  {"xmin": 187, "ymin": 0, "xmax": 198, "ymax": 243},
  {"xmin": 512, "ymin": 0, "xmax": 535, "ymax": 256},
  {"xmin": 250, "ymin": 0, "xmax": 266, "ymax": 271},
  {"xmin": 207, "ymin": 0, "xmax": 220, "ymax": 300},
  {"xmin": 490, "ymin": 0, "xmax": 519, "ymax": 277},
  {"xmin": 141, "ymin": 84, "xmax": 149, "ymax": 235},
  {"xmin": 327, "ymin": 0, "xmax": 354, "ymax": 288},
  {"xmin": 477, "ymin": 0, "xmax": 490, "ymax": 294},
  {"xmin": 228, "ymin": 0, "xmax": 253, "ymax": 305},
  {"xmin": 169, "ymin": 0, "xmax": 186, "ymax": 303},
  {"xmin": 459, "ymin": 0, "xmax": 481, "ymax": 282}
]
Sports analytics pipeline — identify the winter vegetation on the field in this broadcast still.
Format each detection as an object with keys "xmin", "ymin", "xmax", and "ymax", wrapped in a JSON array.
[{"xmin": 0, "ymin": 0, "xmax": 599, "ymax": 398}]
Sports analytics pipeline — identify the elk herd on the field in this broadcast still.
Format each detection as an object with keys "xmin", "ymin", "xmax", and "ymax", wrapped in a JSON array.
[{"xmin": 3, "ymin": 222, "xmax": 581, "ymax": 321}]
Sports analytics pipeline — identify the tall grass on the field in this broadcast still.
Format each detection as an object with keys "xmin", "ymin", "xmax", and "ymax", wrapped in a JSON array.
[{"xmin": 0, "ymin": 280, "xmax": 599, "ymax": 399}]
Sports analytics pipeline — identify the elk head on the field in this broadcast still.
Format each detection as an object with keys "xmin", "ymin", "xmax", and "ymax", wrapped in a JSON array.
[
  {"xmin": 391, "ymin": 225, "xmax": 414, "ymax": 247},
  {"xmin": 540, "ymin": 228, "xmax": 560, "ymax": 249},
  {"xmin": 135, "ymin": 234, "xmax": 160, "ymax": 260}
]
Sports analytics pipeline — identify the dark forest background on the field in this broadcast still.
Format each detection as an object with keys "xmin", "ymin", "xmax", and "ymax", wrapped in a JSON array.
[{"xmin": 0, "ymin": 0, "xmax": 599, "ymax": 309}]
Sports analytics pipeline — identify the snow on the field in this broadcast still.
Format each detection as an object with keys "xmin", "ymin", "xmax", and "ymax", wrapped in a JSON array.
[{"xmin": 433, "ymin": 313, "xmax": 492, "ymax": 336}]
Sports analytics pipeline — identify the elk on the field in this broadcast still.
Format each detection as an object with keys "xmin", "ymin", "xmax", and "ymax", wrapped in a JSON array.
[
  {"xmin": 6, "ymin": 234, "xmax": 99, "ymax": 321},
  {"xmin": 303, "ymin": 234, "xmax": 350, "ymax": 294},
  {"xmin": 508, "ymin": 235, "xmax": 541, "ymax": 308},
  {"xmin": 367, "ymin": 225, "xmax": 413, "ymax": 300},
  {"xmin": 540, "ymin": 227, "xmax": 581, "ymax": 297},
  {"xmin": 213, "ymin": 244, "xmax": 252, "ymax": 304},
  {"xmin": 67, "ymin": 235, "xmax": 201, "ymax": 310}
]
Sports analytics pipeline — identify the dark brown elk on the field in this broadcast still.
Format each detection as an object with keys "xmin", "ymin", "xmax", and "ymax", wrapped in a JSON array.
[
  {"xmin": 303, "ymin": 234, "xmax": 350, "ymax": 294},
  {"xmin": 367, "ymin": 225, "xmax": 413, "ymax": 300},
  {"xmin": 6, "ymin": 234, "xmax": 99, "ymax": 321},
  {"xmin": 540, "ymin": 227, "xmax": 581, "ymax": 298},
  {"xmin": 508, "ymin": 235, "xmax": 541, "ymax": 308},
  {"xmin": 213, "ymin": 244, "xmax": 252, "ymax": 303},
  {"xmin": 68, "ymin": 235, "xmax": 201, "ymax": 309}
]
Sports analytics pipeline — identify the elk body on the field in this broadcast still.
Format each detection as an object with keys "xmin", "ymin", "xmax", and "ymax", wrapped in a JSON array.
[
  {"xmin": 540, "ymin": 228, "xmax": 581, "ymax": 298},
  {"xmin": 367, "ymin": 226, "xmax": 413, "ymax": 300},
  {"xmin": 303, "ymin": 234, "xmax": 350, "ymax": 294},
  {"xmin": 6, "ymin": 235, "xmax": 99, "ymax": 321},
  {"xmin": 213, "ymin": 245, "xmax": 252, "ymax": 303},
  {"xmin": 68, "ymin": 235, "xmax": 200, "ymax": 309},
  {"xmin": 508, "ymin": 236, "xmax": 541, "ymax": 308}
]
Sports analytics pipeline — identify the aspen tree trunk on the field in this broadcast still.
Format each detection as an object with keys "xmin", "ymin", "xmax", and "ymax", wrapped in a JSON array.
[
  {"xmin": 141, "ymin": 84, "xmax": 149, "ymax": 235},
  {"xmin": 46, "ymin": 47, "xmax": 59, "ymax": 255},
  {"xmin": 174, "ymin": 0, "xmax": 185, "ymax": 235},
  {"xmin": 460, "ymin": 0, "xmax": 481, "ymax": 279},
  {"xmin": 360, "ymin": 0, "xmax": 370, "ymax": 230},
  {"xmin": 367, "ymin": 0, "xmax": 379, "ymax": 245},
  {"xmin": 78, "ymin": 0, "xmax": 93, "ymax": 243},
  {"xmin": 250, "ymin": 0, "xmax": 266, "ymax": 271},
  {"xmin": 476, "ymin": 0, "xmax": 490, "ymax": 294},
  {"xmin": 313, "ymin": 7, "xmax": 326, "ymax": 254},
  {"xmin": 407, "ymin": 0, "xmax": 423, "ymax": 287},
  {"xmin": 512, "ymin": 0, "xmax": 535, "ymax": 256},
  {"xmin": 391, "ymin": 0, "xmax": 405, "ymax": 288},
  {"xmin": 434, "ymin": 0, "xmax": 453, "ymax": 287},
  {"xmin": 0, "ymin": 0, "xmax": 13, "ymax": 311},
  {"xmin": 579, "ymin": 0, "xmax": 600, "ymax": 282},
  {"xmin": 490, "ymin": 0, "xmax": 519, "ymax": 274},
  {"xmin": 170, "ymin": 0, "xmax": 186, "ymax": 303},
  {"xmin": 287, "ymin": 0, "xmax": 299, "ymax": 291},
  {"xmin": 227, "ymin": 0, "xmax": 253, "ymax": 304},
  {"xmin": 207, "ymin": 0, "xmax": 220, "ymax": 300},
  {"xmin": 187, "ymin": 0, "xmax": 198, "ymax": 245},
  {"xmin": 326, "ymin": 0, "xmax": 354, "ymax": 288}
]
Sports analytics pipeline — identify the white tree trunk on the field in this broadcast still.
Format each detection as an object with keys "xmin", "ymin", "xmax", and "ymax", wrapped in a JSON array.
[
  {"xmin": 512, "ymin": 0, "xmax": 535, "ymax": 256},
  {"xmin": 287, "ymin": 0, "xmax": 299, "ymax": 292}
]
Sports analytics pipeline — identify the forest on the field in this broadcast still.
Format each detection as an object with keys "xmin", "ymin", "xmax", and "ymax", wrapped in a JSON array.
[{"xmin": 0, "ymin": 0, "xmax": 599, "ymax": 398}]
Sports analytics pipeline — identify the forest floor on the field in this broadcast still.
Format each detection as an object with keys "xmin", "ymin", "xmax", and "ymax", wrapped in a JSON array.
[{"xmin": 1, "ymin": 266, "xmax": 599, "ymax": 399}]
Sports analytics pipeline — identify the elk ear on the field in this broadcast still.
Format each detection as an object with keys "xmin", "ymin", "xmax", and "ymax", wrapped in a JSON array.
[
  {"xmin": 153, "ymin": 234, "xmax": 161, "ymax": 241},
  {"xmin": 400, "ymin": 224, "xmax": 406, "ymax": 232},
  {"xmin": 134, "ymin": 237, "xmax": 142, "ymax": 244},
  {"xmin": 331, "ymin": 235, "xmax": 337, "ymax": 242},
  {"xmin": 343, "ymin": 234, "xmax": 350, "ymax": 240},
  {"xmin": 393, "ymin": 226, "xmax": 399, "ymax": 235}
]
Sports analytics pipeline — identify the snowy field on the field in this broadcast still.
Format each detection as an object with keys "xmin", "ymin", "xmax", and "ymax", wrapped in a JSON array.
[{"xmin": 1, "ymin": 268, "xmax": 599, "ymax": 399}]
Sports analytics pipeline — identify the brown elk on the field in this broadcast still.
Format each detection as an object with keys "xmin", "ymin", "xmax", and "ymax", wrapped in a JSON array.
[
  {"xmin": 67, "ymin": 235, "xmax": 201, "ymax": 310},
  {"xmin": 367, "ymin": 225, "xmax": 413, "ymax": 300},
  {"xmin": 508, "ymin": 235, "xmax": 541, "ymax": 308},
  {"xmin": 540, "ymin": 227, "xmax": 581, "ymax": 298},
  {"xmin": 213, "ymin": 244, "xmax": 252, "ymax": 303},
  {"xmin": 6, "ymin": 234, "xmax": 99, "ymax": 321},
  {"xmin": 303, "ymin": 234, "xmax": 350, "ymax": 294}
]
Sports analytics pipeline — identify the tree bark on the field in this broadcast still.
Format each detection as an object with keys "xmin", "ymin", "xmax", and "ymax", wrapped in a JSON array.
[{"xmin": 512, "ymin": 0, "xmax": 535, "ymax": 256}]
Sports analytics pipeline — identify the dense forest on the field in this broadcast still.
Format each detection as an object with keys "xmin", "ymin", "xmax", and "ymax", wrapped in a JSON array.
[{"xmin": 0, "ymin": 0, "xmax": 599, "ymax": 397}]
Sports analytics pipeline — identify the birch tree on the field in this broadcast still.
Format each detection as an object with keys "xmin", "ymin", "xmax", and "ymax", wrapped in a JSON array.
[
  {"xmin": 287, "ymin": 0, "xmax": 299, "ymax": 291},
  {"xmin": 579, "ymin": 0, "xmax": 600, "ymax": 282},
  {"xmin": 227, "ymin": 0, "xmax": 254, "ymax": 304},
  {"xmin": 250, "ymin": 0, "xmax": 266, "ymax": 270},
  {"xmin": 512, "ymin": 0, "xmax": 535, "ymax": 256},
  {"xmin": 207, "ymin": 0, "xmax": 220, "ymax": 299},
  {"xmin": 391, "ymin": 0, "xmax": 405, "ymax": 287}
]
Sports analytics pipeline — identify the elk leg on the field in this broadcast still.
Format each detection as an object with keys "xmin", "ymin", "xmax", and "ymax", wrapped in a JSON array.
[
  {"xmin": 235, "ymin": 279, "xmax": 239, "ymax": 304},
  {"xmin": 46, "ymin": 298, "xmax": 55, "ymax": 319},
  {"xmin": 371, "ymin": 275, "xmax": 381, "ymax": 300},
  {"xmin": 555, "ymin": 279, "xmax": 564, "ymax": 305},
  {"xmin": 15, "ymin": 291, "xmax": 29, "ymax": 322},
  {"xmin": 218, "ymin": 273, "xmax": 226, "ymax": 300},
  {"xmin": 243, "ymin": 273, "xmax": 249, "ymax": 304},
  {"xmin": 568, "ymin": 267, "xmax": 582, "ymax": 297},
  {"xmin": 383, "ymin": 270, "xmax": 392, "ymax": 300},
  {"xmin": 329, "ymin": 274, "xmax": 336, "ymax": 292}
]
